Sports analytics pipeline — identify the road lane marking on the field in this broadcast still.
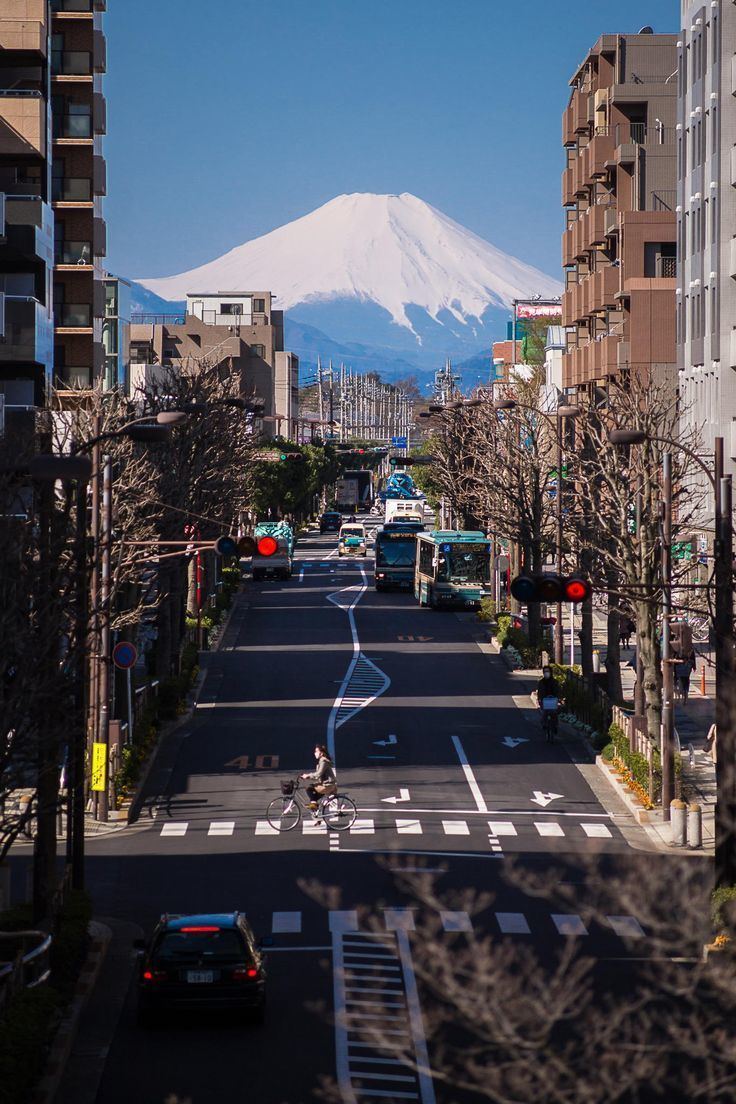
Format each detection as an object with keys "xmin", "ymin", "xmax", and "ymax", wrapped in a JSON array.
[
  {"xmin": 395, "ymin": 928, "xmax": 437, "ymax": 1103},
  {"xmin": 272, "ymin": 911, "xmax": 302, "ymax": 933},
  {"xmin": 487, "ymin": 821, "xmax": 517, "ymax": 836},
  {"xmin": 442, "ymin": 820, "xmax": 469, "ymax": 835},
  {"xmin": 450, "ymin": 735, "xmax": 488, "ymax": 813},
  {"xmin": 396, "ymin": 819, "xmax": 422, "ymax": 834},
  {"xmin": 535, "ymin": 822, "xmax": 565, "ymax": 837},
  {"xmin": 606, "ymin": 916, "xmax": 645, "ymax": 938},
  {"xmin": 581, "ymin": 822, "xmax": 613, "ymax": 838},
  {"xmin": 329, "ymin": 911, "xmax": 359, "ymax": 933},
  {"xmin": 255, "ymin": 820, "xmax": 279, "ymax": 836},
  {"xmin": 160, "ymin": 822, "xmax": 187, "ymax": 836},
  {"xmin": 207, "ymin": 821, "xmax": 235, "ymax": 836},
  {"xmin": 350, "ymin": 818, "xmax": 375, "ymax": 834},
  {"xmin": 552, "ymin": 914, "xmax": 588, "ymax": 935},
  {"xmin": 496, "ymin": 913, "xmax": 531, "ymax": 934},
  {"xmin": 384, "ymin": 909, "xmax": 416, "ymax": 931},
  {"xmin": 440, "ymin": 911, "xmax": 473, "ymax": 932}
]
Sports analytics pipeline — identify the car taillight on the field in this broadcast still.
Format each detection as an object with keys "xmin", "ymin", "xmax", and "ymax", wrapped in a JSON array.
[
  {"xmin": 142, "ymin": 969, "xmax": 167, "ymax": 982},
  {"xmin": 233, "ymin": 966, "xmax": 259, "ymax": 981}
]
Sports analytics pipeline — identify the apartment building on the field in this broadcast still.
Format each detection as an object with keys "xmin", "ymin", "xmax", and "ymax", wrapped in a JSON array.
[
  {"xmin": 677, "ymin": 1, "xmax": 736, "ymax": 487},
  {"xmin": 130, "ymin": 292, "xmax": 299, "ymax": 438},
  {"xmin": 561, "ymin": 30, "xmax": 678, "ymax": 392},
  {"xmin": 0, "ymin": 0, "xmax": 55, "ymax": 431},
  {"xmin": 50, "ymin": 0, "xmax": 106, "ymax": 390}
]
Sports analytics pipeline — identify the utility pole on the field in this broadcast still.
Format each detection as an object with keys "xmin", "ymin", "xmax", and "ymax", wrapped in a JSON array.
[
  {"xmin": 97, "ymin": 455, "xmax": 112, "ymax": 822},
  {"xmin": 660, "ymin": 451, "xmax": 674, "ymax": 820},
  {"xmin": 713, "ymin": 436, "xmax": 736, "ymax": 885}
]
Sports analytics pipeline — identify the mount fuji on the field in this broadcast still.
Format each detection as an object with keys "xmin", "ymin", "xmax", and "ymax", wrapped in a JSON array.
[{"xmin": 136, "ymin": 193, "xmax": 562, "ymax": 385}]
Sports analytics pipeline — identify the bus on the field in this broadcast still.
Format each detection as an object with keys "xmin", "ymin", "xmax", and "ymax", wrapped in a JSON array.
[
  {"xmin": 414, "ymin": 530, "xmax": 491, "ymax": 609},
  {"xmin": 374, "ymin": 521, "xmax": 425, "ymax": 591}
]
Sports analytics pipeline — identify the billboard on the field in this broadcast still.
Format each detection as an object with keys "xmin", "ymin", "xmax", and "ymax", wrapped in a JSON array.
[{"xmin": 514, "ymin": 299, "xmax": 562, "ymax": 321}]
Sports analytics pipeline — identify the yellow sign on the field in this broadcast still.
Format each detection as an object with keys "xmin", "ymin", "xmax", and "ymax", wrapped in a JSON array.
[{"xmin": 91, "ymin": 743, "xmax": 107, "ymax": 792}]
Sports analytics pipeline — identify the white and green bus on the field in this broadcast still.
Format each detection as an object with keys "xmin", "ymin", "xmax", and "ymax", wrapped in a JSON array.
[{"xmin": 414, "ymin": 530, "xmax": 492, "ymax": 609}]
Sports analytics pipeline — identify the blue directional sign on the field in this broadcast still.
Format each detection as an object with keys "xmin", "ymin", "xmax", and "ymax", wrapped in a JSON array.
[{"xmin": 391, "ymin": 436, "xmax": 407, "ymax": 448}]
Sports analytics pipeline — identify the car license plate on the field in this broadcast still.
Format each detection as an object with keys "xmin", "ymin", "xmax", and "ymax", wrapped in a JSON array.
[{"xmin": 187, "ymin": 970, "xmax": 214, "ymax": 984}]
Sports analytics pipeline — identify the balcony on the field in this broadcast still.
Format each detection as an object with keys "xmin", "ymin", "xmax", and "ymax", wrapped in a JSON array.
[
  {"xmin": 0, "ymin": 6, "xmax": 48, "ymax": 55},
  {"xmin": 562, "ymin": 104, "xmax": 575, "ymax": 146},
  {"xmin": 3, "ymin": 196, "xmax": 53, "ymax": 266},
  {"xmin": 93, "ymin": 29, "xmax": 106, "ymax": 73},
  {"xmin": 57, "ymin": 365, "xmax": 93, "ymax": 388},
  {"xmin": 562, "ymin": 167, "xmax": 575, "ymax": 206},
  {"xmin": 54, "ymin": 303, "xmax": 91, "ymax": 329},
  {"xmin": 53, "ymin": 111, "xmax": 92, "ymax": 140},
  {"xmin": 52, "ymin": 176, "xmax": 91, "ymax": 204},
  {"xmin": 0, "ymin": 297, "xmax": 54, "ymax": 367},
  {"xmin": 51, "ymin": 49, "xmax": 92, "ymax": 77},
  {"xmin": 0, "ymin": 91, "xmax": 45, "ymax": 158},
  {"xmin": 579, "ymin": 203, "xmax": 610, "ymax": 251},
  {"xmin": 572, "ymin": 89, "xmax": 588, "ymax": 133},
  {"xmin": 93, "ymin": 154, "xmax": 106, "ymax": 195},
  {"xmin": 587, "ymin": 128, "xmax": 616, "ymax": 179},
  {"xmin": 55, "ymin": 240, "xmax": 91, "ymax": 266},
  {"xmin": 590, "ymin": 265, "xmax": 620, "ymax": 311},
  {"xmin": 52, "ymin": 0, "xmax": 93, "ymax": 11},
  {"xmin": 93, "ymin": 216, "xmax": 106, "ymax": 257}
]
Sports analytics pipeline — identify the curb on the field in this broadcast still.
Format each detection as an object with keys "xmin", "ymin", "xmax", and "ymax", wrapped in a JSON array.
[
  {"xmin": 34, "ymin": 920, "xmax": 111, "ymax": 1104},
  {"xmin": 125, "ymin": 588, "xmax": 245, "ymax": 825}
]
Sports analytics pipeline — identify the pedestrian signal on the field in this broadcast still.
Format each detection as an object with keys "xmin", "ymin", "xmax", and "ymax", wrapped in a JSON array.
[{"xmin": 510, "ymin": 574, "xmax": 592, "ymax": 604}]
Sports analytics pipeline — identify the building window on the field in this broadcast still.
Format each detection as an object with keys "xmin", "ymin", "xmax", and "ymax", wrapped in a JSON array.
[
  {"xmin": 219, "ymin": 303, "xmax": 242, "ymax": 315},
  {"xmin": 253, "ymin": 298, "xmax": 265, "ymax": 313},
  {"xmin": 684, "ymin": 212, "xmax": 688, "ymax": 261},
  {"xmin": 712, "ymin": 285, "xmax": 718, "ymax": 335},
  {"xmin": 713, "ymin": 15, "xmax": 719, "ymax": 63},
  {"xmin": 250, "ymin": 344, "xmax": 265, "ymax": 358}
]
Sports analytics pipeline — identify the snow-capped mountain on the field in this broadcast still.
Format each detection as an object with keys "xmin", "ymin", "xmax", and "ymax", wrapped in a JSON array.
[{"xmin": 140, "ymin": 192, "xmax": 560, "ymax": 330}]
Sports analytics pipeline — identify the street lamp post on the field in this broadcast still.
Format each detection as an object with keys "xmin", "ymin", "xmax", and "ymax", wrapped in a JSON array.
[{"xmin": 660, "ymin": 452, "xmax": 675, "ymax": 819}]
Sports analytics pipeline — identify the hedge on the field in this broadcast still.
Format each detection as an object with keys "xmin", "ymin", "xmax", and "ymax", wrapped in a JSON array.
[
  {"xmin": 496, "ymin": 614, "xmax": 542, "ymax": 668},
  {"xmin": 0, "ymin": 890, "xmax": 92, "ymax": 1104},
  {"xmin": 711, "ymin": 886, "xmax": 736, "ymax": 931}
]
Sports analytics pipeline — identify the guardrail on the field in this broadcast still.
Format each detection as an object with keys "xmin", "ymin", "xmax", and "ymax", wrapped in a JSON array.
[{"xmin": 0, "ymin": 930, "xmax": 52, "ymax": 1016}]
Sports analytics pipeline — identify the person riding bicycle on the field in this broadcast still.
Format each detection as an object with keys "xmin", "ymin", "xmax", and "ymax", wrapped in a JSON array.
[
  {"xmin": 536, "ymin": 666, "xmax": 562, "ymax": 732},
  {"xmin": 301, "ymin": 744, "xmax": 337, "ymax": 810}
]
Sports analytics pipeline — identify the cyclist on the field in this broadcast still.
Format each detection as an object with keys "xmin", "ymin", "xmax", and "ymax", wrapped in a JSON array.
[
  {"xmin": 536, "ymin": 665, "xmax": 562, "ymax": 739},
  {"xmin": 301, "ymin": 744, "xmax": 337, "ymax": 810}
]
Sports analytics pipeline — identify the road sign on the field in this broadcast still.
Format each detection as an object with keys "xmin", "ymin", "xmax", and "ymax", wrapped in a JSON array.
[
  {"xmin": 112, "ymin": 641, "xmax": 138, "ymax": 670},
  {"xmin": 391, "ymin": 436, "xmax": 407, "ymax": 448}
]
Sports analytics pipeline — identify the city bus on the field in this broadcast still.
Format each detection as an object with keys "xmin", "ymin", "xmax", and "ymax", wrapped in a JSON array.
[
  {"xmin": 414, "ymin": 530, "xmax": 492, "ymax": 609},
  {"xmin": 374, "ymin": 521, "xmax": 425, "ymax": 591}
]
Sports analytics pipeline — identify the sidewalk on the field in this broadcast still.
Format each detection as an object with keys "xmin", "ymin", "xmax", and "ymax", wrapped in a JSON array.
[{"xmin": 591, "ymin": 608, "xmax": 716, "ymax": 853}]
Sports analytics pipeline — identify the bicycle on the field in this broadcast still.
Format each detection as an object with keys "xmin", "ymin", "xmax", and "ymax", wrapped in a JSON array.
[
  {"xmin": 266, "ymin": 777, "xmax": 357, "ymax": 832},
  {"xmin": 540, "ymin": 696, "xmax": 561, "ymax": 743}
]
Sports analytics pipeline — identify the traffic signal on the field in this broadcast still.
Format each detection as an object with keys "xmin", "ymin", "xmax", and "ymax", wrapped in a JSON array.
[
  {"xmin": 214, "ymin": 536, "xmax": 239, "ymax": 558},
  {"xmin": 279, "ymin": 452, "xmax": 306, "ymax": 462},
  {"xmin": 256, "ymin": 535, "xmax": 278, "ymax": 556},
  {"xmin": 510, "ymin": 574, "xmax": 592, "ymax": 604},
  {"xmin": 237, "ymin": 535, "xmax": 257, "ymax": 556}
]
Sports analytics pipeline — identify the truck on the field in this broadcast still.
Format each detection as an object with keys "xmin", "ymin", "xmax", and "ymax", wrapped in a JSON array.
[
  {"xmin": 344, "ymin": 469, "xmax": 374, "ymax": 511},
  {"xmin": 335, "ymin": 477, "xmax": 360, "ymax": 513},
  {"xmin": 384, "ymin": 499, "xmax": 424, "ymax": 525},
  {"xmin": 251, "ymin": 520, "xmax": 294, "ymax": 581}
]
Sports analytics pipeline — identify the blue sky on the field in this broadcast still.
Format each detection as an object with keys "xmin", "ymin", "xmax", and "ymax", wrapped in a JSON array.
[{"xmin": 106, "ymin": 0, "xmax": 678, "ymax": 282}]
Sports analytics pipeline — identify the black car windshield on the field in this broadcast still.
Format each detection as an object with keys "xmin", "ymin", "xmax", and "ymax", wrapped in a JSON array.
[
  {"xmin": 155, "ymin": 929, "xmax": 247, "ymax": 963},
  {"xmin": 437, "ymin": 549, "xmax": 490, "ymax": 583},
  {"xmin": 376, "ymin": 537, "xmax": 415, "ymax": 567}
]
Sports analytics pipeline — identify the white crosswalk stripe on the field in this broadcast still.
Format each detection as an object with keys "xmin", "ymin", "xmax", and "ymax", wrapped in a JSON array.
[
  {"xmin": 207, "ymin": 821, "xmax": 234, "ymax": 836},
  {"xmin": 395, "ymin": 819, "xmax": 422, "ymax": 834},
  {"xmin": 581, "ymin": 822, "xmax": 613, "ymax": 838},
  {"xmin": 442, "ymin": 820, "xmax": 470, "ymax": 835},
  {"xmin": 255, "ymin": 820, "xmax": 279, "ymax": 836},
  {"xmin": 552, "ymin": 914, "xmax": 588, "ymax": 935},
  {"xmin": 487, "ymin": 821, "xmax": 517, "ymax": 836},
  {"xmin": 350, "ymin": 818, "xmax": 375, "ymax": 834},
  {"xmin": 535, "ymin": 822, "xmax": 565, "ymax": 837},
  {"xmin": 262, "ymin": 908, "xmax": 646, "ymax": 941},
  {"xmin": 160, "ymin": 822, "xmax": 188, "ymax": 837}
]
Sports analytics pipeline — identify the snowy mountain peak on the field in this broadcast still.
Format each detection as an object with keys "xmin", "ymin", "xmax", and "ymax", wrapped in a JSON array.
[{"xmin": 138, "ymin": 192, "xmax": 561, "ymax": 336}]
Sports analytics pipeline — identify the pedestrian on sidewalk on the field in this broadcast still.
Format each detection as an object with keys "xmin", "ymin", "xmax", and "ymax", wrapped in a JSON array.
[
  {"xmin": 619, "ymin": 616, "xmax": 635, "ymax": 649},
  {"xmin": 675, "ymin": 653, "xmax": 696, "ymax": 704}
]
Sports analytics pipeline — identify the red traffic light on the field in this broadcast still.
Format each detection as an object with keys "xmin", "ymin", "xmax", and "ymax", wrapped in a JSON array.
[
  {"xmin": 256, "ymin": 535, "xmax": 278, "ymax": 557},
  {"xmin": 510, "ymin": 574, "xmax": 592, "ymax": 604},
  {"xmin": 563, "ymin": 577, "xmax": 592, "ymax": 604}
]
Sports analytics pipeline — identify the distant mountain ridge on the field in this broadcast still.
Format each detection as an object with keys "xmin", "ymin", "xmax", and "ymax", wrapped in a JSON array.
[{"xmin": 132, "ymin": 192, "xmax": 561, "ymax": 388}]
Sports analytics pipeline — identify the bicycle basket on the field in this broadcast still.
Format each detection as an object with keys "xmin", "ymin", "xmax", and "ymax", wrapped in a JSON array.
[{"xmin": 281, "ymin": 780, "xmax": 295, "ymax": 796}]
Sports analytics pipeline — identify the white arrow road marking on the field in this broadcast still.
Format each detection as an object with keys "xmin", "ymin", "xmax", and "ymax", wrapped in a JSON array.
[
  {"xmin": 382, "ymin": 788, "xmax": 410, "ymax": 804},
  {"xmin": 374, "ymin": 733, "xmax": 398, "ymax": 746},
  {"xmin": 531, "ymin": 791, "xmax": 564, "ymax": 808},
  {"xmin": 502, "ymin": 736, "xmax": 528, "ymax": 748}
]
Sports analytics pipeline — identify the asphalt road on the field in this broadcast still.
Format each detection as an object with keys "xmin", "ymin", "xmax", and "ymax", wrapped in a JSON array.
[{"xmin": 53, "ymin": 527, "xmax": 709, "ymax": 1104}]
